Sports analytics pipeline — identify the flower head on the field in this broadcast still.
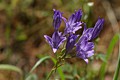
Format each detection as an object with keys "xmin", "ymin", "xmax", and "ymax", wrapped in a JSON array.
[
  {"xmin": 66, "ymin": 34, "xmax": 79, "ymax": 53},
  {"xmin": 91, "ymin": 18, "xmax": 104, "ymax": 40},
  {"xmin": 53, "ymin": 9, "xmax": 62, "ymax": 30},
  {"xmin": 82, "ymin": 23, "xmax": 94, "ymax": 41},
  {"xmin": 82, "ymin": 18, "xmax": 104, "ymax": 41},
  {"xmin": 44, "ymin": 9, "xmax": 104, "ymax": 63},
  {"xmin": 63, "ymin": 9, "xmax": 83, "ymax": 34},
  {"xmin": 76, "ymin": 18, "xmax": 104, "ymax": 63},
  {"xmin": 44, "ymin": 31, "xmax": 66, "ymax": 53},
  {"xmin": 76, "ymin": 36, "xmax": 94, "ymax": 63}
]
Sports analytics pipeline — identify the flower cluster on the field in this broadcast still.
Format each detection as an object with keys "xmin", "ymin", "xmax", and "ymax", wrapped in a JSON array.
[{"xmin": 44, "ymin": 9, "xmax": 104, "ymax": 63}]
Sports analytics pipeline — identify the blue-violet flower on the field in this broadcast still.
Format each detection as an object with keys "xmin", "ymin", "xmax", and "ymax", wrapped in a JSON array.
[
  {"xmin": 53, "ymin": 9, "xmax": 62, "ymax": 30},
  {"xmin": 44, "ymin": 9, "xmax": 104, "ymax": 63},
  {"xmin": 63, "ymin": 10, "xmax": 83, "ymax": 34},
  {"xmin": 82, "ymin": 18, "xmax": 104, "ymax": 41},
  {"xmin": 66, "ymin": 34, "xmax": 79, "ymax": 53},
  {"xmin": 44, "ymin": 31, "xmax": 66, "ymax": 53},
  {"xmin": 76, "ymin": 36, "xmax": 94, "ymax": 63},
  {"xmin": 76, "ymin": 18, "xmax": 104, "ymax": 63}
]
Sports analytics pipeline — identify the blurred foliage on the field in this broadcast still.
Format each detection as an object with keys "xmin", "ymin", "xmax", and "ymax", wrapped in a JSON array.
[
  {"xmin": 100, "ymin": 34, "xmax": 119, "ymax": 80},
  {"xmin": 25, "ymin": 73, "xmax": 38, "ymax": 80}
]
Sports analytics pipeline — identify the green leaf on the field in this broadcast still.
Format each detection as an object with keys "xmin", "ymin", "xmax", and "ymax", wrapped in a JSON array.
[
  {"xmin": 29, "ymin": 56, "xmax": 51, "ymax": 73},
  {"xmin": 26, "ymin": 56, "xmax": 51, "ymax": 80},
  {"xmin": 51, "ymin": 57, "xmax": 65, "ymax": 80},
  {"xmin": 100, "ymin": 34, "xmax": 119, "ymax": 80},
  {"xmin": 57, "ymin": 67, "xmax": 65, "ymax": 80},
  {"xmin": 113, "ymin": 34, "xmax": 120, "ymax": 80},
  {"xmin": 113, "ymin": 53, "xmax": 120, "ymax": 80},
  {"xmin": 0, "ymin": 64, "xmax": 22, "ymax": 75}
]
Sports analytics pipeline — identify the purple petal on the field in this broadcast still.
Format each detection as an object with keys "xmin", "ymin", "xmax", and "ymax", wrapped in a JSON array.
[
  {"xmin": 52, "ymin": 31, "xmax": 66, "ymax": 52},
  {"xmin": 72, "ymin": 22, "xmax": 82, "ymax": 33},
  {"xmin": 75, "ymin": 36, "xmax": 87, "ymax": 47},
  {"xmin": 44, "ymin": 35, "xmax": 53, "ymax": 48},
  {"xmin": 76, "ymin": 37, "xmax": 95, "ymax": 63},
  {"xmin": 74, "ymin": 9, "xmax": 82, "ymax": 22},
  {"xmin": 83, "ymin": 28, "xmax": 93, "ymax": 40},
  {"xmin": 84, "ymin": 42, "xmax": 94, "ymax": 51},
  {"xmin": 87, "ymin": 50, "xmax": 94, "ymax": 57},
  {"xmin": 58, "ymin": 37, "xmax": 66, "ymax": 48},
  {"xmin": 63, "ymin": 10, "xmax": 83, "ymax": 34},
  {"xmin": 66, "ymin": 34, "xmax": 78, "ymax": 53},
  {"xmin": 62, "ymin": 17, "xmax": 67, "ymax": 23},
  {"xmin": 91, "ymin": 18, "xmax": 104, "ymax": 40},
  {"xmin": 68, "ymin": 14, "xmax": 75, "ymax": 24},
  {"xmin": 68, "ymin": 9, "xmax": 82, "ymax": 24},
  {"xmin": 53, "ymin": 9, "xmax": 62, "ymax": 30},
  {"xmin": 44, "ymin": 31, "xmax": 66, "ymax": 53},
  {"xmin": 83, "ymin": 23, "xmax": 87, "ymax": 34}
]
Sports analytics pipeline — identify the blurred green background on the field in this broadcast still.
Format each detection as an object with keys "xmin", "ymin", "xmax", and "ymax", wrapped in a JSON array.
[{"xmin": 0, "ymin": 0, "xmax": 119, "ymax": 80}]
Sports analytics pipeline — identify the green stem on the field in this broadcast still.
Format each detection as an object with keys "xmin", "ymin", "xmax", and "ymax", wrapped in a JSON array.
[
  {"xmin": 46, "ymin": 53, "xmax": 66, "ymax": 80},
  {"xmin": 113, "ymin": 50, "xmax": 120, "ymax": 80},
  {"xmin": 46, "ymin": 68, "xmax": 55, "ymax": 80},
  {"xmin": 46, "ymin": 59, "xmax": 59, "ymax": 80},
  {"xmin": 99, "ymin": 34, "xmax": 119, "ymax": 80}
]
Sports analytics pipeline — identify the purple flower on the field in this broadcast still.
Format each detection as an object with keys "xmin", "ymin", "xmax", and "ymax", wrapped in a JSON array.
[
  {"xmin": 44, "ymin": 9, "xmax": 104, "ymax": 64},
  {"xmin": 82, "ymin": 23, "xmax": 94, "ymax": 41},
  {"xmin": 62, "ymin": 10, "xmax": 83, "ymax": 34},
  {"xmin": 44, "ymin": 31, "xmax": 66, "ymax": 53},
  {"xmin": 76, "ymin": 36, "xmax": 94, "ymax": 63},
  {"xmin": 53, "ymin": 9, "xmax": 62, "ymax": 30},
  {"xmin": 82, "ymin": 18, "xmax": 104, "ymax": 41},
  {"xmin": 91, "ymin": 18, "xmax": 104, "ymax": 40},
  {"xmin": 75, "ymin": 18, "xmax": 104, "ymax": 63},
  {"xmin": 66, "ymin": 34, "xmax": 79, "ymax": 53}
]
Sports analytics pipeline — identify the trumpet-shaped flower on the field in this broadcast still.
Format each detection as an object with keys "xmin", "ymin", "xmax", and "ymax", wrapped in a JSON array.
[
  {"xmin": 66, "ymin": 34, "xmax": 79, "ymax": 53},
  {"xmin": 63, "ymin": 10, "xmax": 83, "ymax": 34},
  {"xmin": 91, "ymin": 18, "xmax": 104, "ymax": 40},
  {"xmin": 76, "ymin": 18, "xmax": 104, "ymax": 63},
  {"xmin": 53, "ymin": 9, "xmax": 62, "ymax": 30},
  {"xmin": 76, "ymin": 36, "xmax": 94, "ymax": 63},
  {"xmin": 44, "ymin": 31, "xmax": 66, "ymax": 53},
  {"xmin": 82, "ymin": 18, "xmax": 104, "ymax": 41}
]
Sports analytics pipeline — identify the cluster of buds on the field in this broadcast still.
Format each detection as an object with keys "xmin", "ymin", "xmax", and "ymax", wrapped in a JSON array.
[{"xmin": 44, "ymin": 9, "xmax": 104, "ymax": 63}]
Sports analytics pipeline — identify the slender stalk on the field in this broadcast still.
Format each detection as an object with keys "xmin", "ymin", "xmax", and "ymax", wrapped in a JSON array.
[
  {"xmin": 46, "ymin": 53, "xmax": 66, "ymax": 80},
  {"xmin": 46, "ymin": 68, "xmax": 55, "ymax": 80},
  {"xmin": 46, "ymin": 59, "xmax": 60, "ymax": 80}
]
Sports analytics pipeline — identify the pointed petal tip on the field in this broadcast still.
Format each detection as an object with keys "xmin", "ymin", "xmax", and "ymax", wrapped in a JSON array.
[
  {"xmin": 44, "ymin": 35, "xmax": 51, "ymax": 40},
  {"xmin": 84, "ymin": 59, "xmax": 89, "ymax": 64},
  {"xmin": 44, "ymin": 35, "xmax": 47, "ymax": 38},
  {"xmin": 53, "ymin": 48, "xmax": 57, "ymax": 53},
  {"xmin": 97, "ymin": 17, "xmax": 105, "ymax": 22},
  {"xmin": 44, "ymin": 35, "xmax": 48, "ymax": 40},
  {"xmin": 53, "ymin": 9, "xmax": 56, "ymax": 12}
]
